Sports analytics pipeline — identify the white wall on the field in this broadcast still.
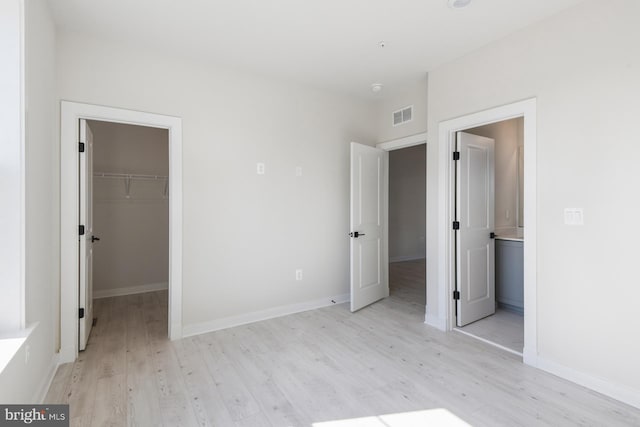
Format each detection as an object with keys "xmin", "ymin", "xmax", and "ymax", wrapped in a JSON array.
[
  {"xmin": 389, "ymin": 144, "xmax": 426, "ymax": 262},
  {"xmin": 0, "ymin": 0, "xmax": 24, "ymax": 333},
  {"xmin": 426, "ymin": 0, "xmax": 640, "ymax": 405},
  {"xmin": 466, "ymin": 118, "xmax": 523, "ymax": 231},
  {"xmin": 56, "ymin": 31, "xmax": 377, "ymax": 330},
  {"xmin": 0, "ymin": 0, "xmax": 59, "ymax": 403},
  {"xmin": 376, "ymin": 75, "xmax": 428, "ymax": 143},
  {"xmin": 90, "ymin": 121, "xmax": 169, "ymax": 296}
]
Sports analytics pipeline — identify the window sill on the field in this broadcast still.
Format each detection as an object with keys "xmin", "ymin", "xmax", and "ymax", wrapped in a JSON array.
[{"xmin": 0, "ymin": 324, "xmax": 36, "ymax": 374}]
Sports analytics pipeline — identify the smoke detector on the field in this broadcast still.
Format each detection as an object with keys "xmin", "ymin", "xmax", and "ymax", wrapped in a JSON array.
[
  {"xmin": 371, "ymin": 83, "xmax": 383, "ymax": 94},
  {"xmin": 448, "ymin": 0, "xmax": 472, "ymax": 8}
]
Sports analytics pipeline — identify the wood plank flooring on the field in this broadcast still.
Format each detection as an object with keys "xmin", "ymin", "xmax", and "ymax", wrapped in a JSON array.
[
  {"xmin": 389, "ymin": 258, "xmax": 426, "ymax": 311},
  {"xmin": 45, "ymin": 263, "xmax": 640, "ymax": 426}
]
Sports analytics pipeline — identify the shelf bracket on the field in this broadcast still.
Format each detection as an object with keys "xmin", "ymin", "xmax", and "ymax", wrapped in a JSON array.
[
  {"xmin": 163, "ymin": 177, "xmax": 169, "ymax": 199},
  {"xmin": 124, "ymin": 175, "xmax": 132, "ymax": 199}
]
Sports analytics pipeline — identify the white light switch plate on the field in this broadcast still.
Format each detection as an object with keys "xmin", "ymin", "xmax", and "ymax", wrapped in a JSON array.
[
  {"xmin": 257, "ymin": 162, "xmax": 265, "ymax": 175},
  {"xmin": 564, "ymin": 208, "xmax": 584, "ymax": 225}
]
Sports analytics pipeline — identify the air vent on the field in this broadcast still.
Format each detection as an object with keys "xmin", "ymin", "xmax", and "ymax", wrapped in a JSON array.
[{"xmin": 392, "ymin": 105, "xmax": 413, "ymax": 126}]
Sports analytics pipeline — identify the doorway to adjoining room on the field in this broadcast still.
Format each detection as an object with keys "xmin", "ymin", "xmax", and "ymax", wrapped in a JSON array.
[
  {"xmin": 453, "ymin": 117, "xmax": 524, "ymax": 355},
  {"xmin": 388, "ymin": 144, "xmax": 427, "ymax": 320}
]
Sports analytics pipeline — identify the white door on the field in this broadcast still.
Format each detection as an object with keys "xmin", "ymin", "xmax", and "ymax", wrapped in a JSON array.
[
  {"xmin": 350, "ymin": 142, "xmax": 388, "ymax": 312},
  {"xmin": 456, "ymin": 132, "xmax": 495, "ymax": 326},
  {"xmin": 79, "ymin": 119, "xmax": 95, "ymax": 350}
]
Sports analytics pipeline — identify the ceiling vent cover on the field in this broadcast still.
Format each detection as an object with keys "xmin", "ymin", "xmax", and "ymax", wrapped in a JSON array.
[{"xmin": 393, "ymin": 105, "xmax": 413, "ymax": 126}]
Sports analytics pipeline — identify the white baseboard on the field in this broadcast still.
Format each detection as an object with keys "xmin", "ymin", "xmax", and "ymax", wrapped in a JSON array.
[
  {"xmin": 522, "ymin": 347, "xmax": 538, "ymax": 367},
  {"xmin": 34, "ymin": 354, "xmax": 59, "ymax": 403},
  {"xmin": 58, "ymin": 346, "xmax": 75, "ymax": 365},
  {"xmin": 93, "ymin": 282, "xmax": 168, "ymax": 299},
  {"xmin": 535, "ymin": 356, "xmax": 640, "ymax": 409},
  {"xmin": 183, "ymin": 293, "xmax": 350, "ymax": 338},
  {"xmin": 389, "ymin": 254, "xmax": 426, "ymax": 263},
  {"xmin": 424, "ymin": 310, "xmax": 447, "ymax": 331}
]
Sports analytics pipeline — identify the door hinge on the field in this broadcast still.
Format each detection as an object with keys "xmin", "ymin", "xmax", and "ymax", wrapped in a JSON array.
[
  {"xmin": 79, "ymin": 142, "xmax": 85, "ymax": 153},
  {"xmin": 79, "ymin": 225, "xmax": 85, "ymax": 235},
  {"xmin": 79, "ymin": 308, "xmax": 85, "ymax": 319},
  {"xmin": 452, "ymin": 221, "xmax": 460, "ymax": 230},
  {"xmin": 453, "ymin": 290, "xmax": 460, "ymax": 300},
  {"xmin": 453, "ymin": 151, "xmax": 460, "ymax": 161}
]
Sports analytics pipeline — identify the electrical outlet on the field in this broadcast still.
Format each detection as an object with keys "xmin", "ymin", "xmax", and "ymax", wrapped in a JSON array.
[
  {"xmin": 295, "ymin": 269, "xmax": 303, "ymax": 281},
  {"xmin": 295, "ymin": 166, "xmax": 303, "ymax": 177},
  {"xmin": 256, "ymin": 162, "xmax": 265, "ymax": 175}
]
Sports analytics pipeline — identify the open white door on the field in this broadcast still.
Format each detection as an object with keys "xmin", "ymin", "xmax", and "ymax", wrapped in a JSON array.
[
  {"xmin": 350, "ymin": 142, "xmax": 388, "ymax": 312},
  {"xmin": 456, "ymin": 132, "xmax": 495, "ymax": 326},
  {"xmin": 79, "ymin": 119, "xmax": 94, "ymax": 350}
]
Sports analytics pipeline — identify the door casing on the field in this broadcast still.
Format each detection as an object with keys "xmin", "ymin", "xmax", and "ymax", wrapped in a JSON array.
[
  {"xmin": 434, "ymin": 98, "xmax": 537, "ymax": 366},
  {"xmin": 60, "ymin": 101, "xmax": 183, "ymax": 363}
]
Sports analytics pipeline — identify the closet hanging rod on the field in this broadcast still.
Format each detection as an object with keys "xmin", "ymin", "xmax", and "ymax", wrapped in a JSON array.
[{"xmin": 93, "ymin": 172, "xmax": 168, "ymax": 180}]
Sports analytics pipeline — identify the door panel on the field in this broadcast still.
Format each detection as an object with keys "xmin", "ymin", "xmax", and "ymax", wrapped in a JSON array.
[
  {"xmin": 79, "ymin": 119, "xmax": 94, "ymax": 350},
  {"xmin": 467, "ymin": 246, "xmax": 489, "ymax": 301},
  {"xmin": 359, "ymin": 239, "xmax": 381, "ymax": 289},
  {"xmin": 467, "ymin": 146, "xmax": 489, "ymax": 228},
  {"xmin": 350, "ymin": 142, "xmax": 388, "ymax": 312},
  {"xmin": 456, "ymin": 132, "xmax": 495, "ymax": 327}
]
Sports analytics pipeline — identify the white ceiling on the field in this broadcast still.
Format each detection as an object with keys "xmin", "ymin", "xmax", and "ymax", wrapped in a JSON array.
[{"xmin": 48, "ymin": 0, "xmax": 585, "ymax": 99}]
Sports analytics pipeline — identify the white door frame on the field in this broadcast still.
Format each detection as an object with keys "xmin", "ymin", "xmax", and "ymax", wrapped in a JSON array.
[
  {"xmin": 376, "ymin": 132, "xmax": 428, "ymax": 312},
  {"xmin": 60, "ymin": 101, "xmax": 183, "ymax": 363},
  {"xmin": 435, "ymin": 98, "xmax": 537, "ymax": 365}
]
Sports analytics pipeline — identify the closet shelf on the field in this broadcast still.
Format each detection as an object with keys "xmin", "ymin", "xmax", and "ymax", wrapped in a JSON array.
[
  {"xmin": 93, "ymin": 172, "xmax": 169, "ymax": 198},
  {"xmin": 93, "ymin": 172, "xmax": 168, "ymax": 180}
]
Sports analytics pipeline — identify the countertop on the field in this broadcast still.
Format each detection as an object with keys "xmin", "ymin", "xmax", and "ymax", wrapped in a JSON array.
[{"xmin": 495, "ymin": 231, "xmax": 524, "ymax": 242}]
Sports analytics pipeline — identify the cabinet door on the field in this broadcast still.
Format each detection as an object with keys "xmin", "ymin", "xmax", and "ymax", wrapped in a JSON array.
[{"xmin": 495, "ymin": 240, "xmax": 524, "ymax": 312}]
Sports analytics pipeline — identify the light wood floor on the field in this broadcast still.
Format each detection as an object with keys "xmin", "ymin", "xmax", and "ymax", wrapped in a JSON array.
[
  {"xmin": 46, "ymin": 265, "xmax": 640, "ymax": 426},
  {"xmin": 457, "ymin": 308, "xmax": 524, "ymax": 353},
  {"xmin": 389, "ymin": 258, "xmax": 426, "ymax": 312}
]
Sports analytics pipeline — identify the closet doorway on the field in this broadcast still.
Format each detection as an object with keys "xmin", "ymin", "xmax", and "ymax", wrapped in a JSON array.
[
  {"xmin": 83, "ymin": 120, "xmax": 170, "ymax": 350},
  {"xmin": 60, "ymin": 102, "xmax": 183, "ymax": 364}
]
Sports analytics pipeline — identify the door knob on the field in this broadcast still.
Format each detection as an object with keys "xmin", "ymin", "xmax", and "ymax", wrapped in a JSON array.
[
  {"xmin": 490, "ymin": 232, "xmax": 495, "ymax": 239},
  {"xmin": 349, "ymin": 231, "xmax": 366, "ymax": 238},
  {"xmin": 91, "ymin": 236, "xmax": 101, "ymax": 243}
]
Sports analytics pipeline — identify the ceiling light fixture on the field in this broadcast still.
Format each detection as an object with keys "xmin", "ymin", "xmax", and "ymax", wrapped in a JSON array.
[
  {"xmin": 448, "ymin": 0, "xmax": 472, "ymax": 9},
  {"xmin": 371, "ymin": 83, "xmax": 383, "ymax": 94}
]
